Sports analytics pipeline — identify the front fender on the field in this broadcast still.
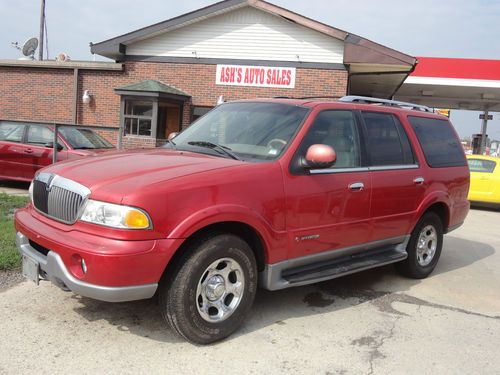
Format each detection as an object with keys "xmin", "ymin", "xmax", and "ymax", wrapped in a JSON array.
[{"xmin": 166, "ymin": 204, "xmax": 287, "ymax": 264}]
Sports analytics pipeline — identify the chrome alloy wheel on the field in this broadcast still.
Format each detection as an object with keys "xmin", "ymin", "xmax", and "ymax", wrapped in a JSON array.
[
  {"xmin": 196, "ymin": 257, "xmax": 245, "ymax": 322},
  {"xmin": 416, "ymin": 225, "xmax": 438, "ymax": 266}
]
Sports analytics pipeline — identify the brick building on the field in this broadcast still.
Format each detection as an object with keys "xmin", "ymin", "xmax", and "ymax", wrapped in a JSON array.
[{"xmin": 0, "ymin": 0, "xmax": 416, "ymax": 148}]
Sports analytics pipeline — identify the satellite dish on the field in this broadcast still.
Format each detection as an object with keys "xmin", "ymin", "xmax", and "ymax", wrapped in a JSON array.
[{"xmin": 21, "ymin": 38, "xmax": 39, "ymax": 59}]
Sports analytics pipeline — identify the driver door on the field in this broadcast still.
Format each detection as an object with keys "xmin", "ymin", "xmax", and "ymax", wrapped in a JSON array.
[
  {"xmin": 284, "ymin": 109, "xmax": 371, "ymax": 259},
  {"xmin": 24, "ymin": 125, "xmax": 68, "ymax": 178}
]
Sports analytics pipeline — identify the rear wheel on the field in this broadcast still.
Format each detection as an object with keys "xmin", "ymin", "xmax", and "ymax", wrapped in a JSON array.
[
  {"xmin": 159, "ymin": 234, "xmax": 257, "ymax": 344},
  {"xmin": 396, "ymin": 212, "xmax": 443, "ymax": 279}
]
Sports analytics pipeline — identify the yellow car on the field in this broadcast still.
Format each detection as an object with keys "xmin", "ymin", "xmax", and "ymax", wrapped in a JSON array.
[{"xmin": 467, "ymin": 155, "xmax": 500, "ymax": 206}]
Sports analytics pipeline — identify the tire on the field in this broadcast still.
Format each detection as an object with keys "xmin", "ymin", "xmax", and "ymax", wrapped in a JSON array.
[
  {"xmin": 396, "ymin": 212, "xmax": 443, "ymax": 279},
  {"xmin": 159, "ymin": 233, "xmax": 257, "ymax": 344}
]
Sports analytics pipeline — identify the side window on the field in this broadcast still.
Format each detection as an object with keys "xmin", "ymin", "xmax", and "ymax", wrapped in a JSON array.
[
  {"xmin": 27, "ymin": 125, "xmax": 54, "ymax": 146},
  {"xmin": 301, "ymin": 110, "xmax": 360, "ymax": 168},
  {"xmin": 0, "ymin": 123, "xmax": 25, "ymax": 143},
  {"xmin": 408, "ymin": 116, "xmax": 466, "ymax": 168},
  {"xmin": 362, "ymin": 112, "xmax": 414, "ymax": 166},
  {"xmin": 467, "ymin": 159, "xmax": 496, "ymax": 173}
]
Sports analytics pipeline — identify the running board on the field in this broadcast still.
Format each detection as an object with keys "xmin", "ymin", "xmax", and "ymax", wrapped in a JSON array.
[
  {"xmin": 282, "ymin": 247, "xmax": 407, "ymax": 286},
  {"xmin": 259, "ymin": 238, "xmax": 410, "ymax": 291}
]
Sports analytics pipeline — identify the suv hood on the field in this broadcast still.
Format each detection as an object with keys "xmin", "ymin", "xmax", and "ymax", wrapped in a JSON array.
[{"xmin": 43, "ymin": 148, "xmax": 241, "ymax": 200}]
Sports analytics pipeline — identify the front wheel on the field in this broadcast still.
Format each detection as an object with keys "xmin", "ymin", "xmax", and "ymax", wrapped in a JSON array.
[
  {"xmin": 396, "ymin": 212, "xmax": 443, "ymax": 279},
  {"xmin": 159, "ymin": 234, "xmax": 257, "ymax": 344}
]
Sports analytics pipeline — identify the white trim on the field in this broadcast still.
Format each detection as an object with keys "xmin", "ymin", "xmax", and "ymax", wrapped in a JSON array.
[{"xmin": 405, "ymin": 76, "xmax": 500, "ymax": 89}]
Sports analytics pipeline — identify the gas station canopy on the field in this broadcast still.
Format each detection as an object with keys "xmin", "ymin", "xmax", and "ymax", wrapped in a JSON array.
[{"xmin": 395, "ymin": 57, "xmax": 500, "ymax": 111}]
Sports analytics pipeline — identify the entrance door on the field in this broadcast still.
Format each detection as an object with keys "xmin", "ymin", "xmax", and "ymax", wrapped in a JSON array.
[{"xmin": 158, "ymin": 102, "xmax": 182, "ymax": 140}]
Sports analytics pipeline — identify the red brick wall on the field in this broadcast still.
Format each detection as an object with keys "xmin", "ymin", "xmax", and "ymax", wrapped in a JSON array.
[
  {"xmin": 0, "ymin": 67, "xmax": 74, "ymax": 123},
  {"xmin": 0, "ymin": 61, "xmax": 348, "ymax": 147}
]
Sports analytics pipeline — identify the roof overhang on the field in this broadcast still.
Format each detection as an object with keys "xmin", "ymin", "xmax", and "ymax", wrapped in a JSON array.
[
  {"xmin": 396, "ymin": 57, "xmax": 500, "ymax": 111},
  {"xmin": 115, "ymin": 80, "xmax": 191, "ymax": 101},
  {"xmin": 343, "ymin": 34, "xmax": 417, "ymax": 99}
]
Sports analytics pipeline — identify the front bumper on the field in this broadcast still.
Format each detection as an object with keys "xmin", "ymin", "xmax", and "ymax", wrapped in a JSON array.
[{"xmin": 16, "ymin": 232, "xmax": 158, "ymax": 302}]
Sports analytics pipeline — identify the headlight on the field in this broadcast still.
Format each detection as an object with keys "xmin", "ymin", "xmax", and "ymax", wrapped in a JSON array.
[{"xmin": 80, "ymin": 200, "xmax": 152, "ymax": 229}]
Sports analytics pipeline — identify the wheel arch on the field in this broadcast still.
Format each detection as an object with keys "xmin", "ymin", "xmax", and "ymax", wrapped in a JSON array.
[
  {"xmin": 422, "ymin": 202, "xmax": 450, "ymax": 231},
  {"xmin": 160, "ymin": 221, "xmax": 269, "ymax": 288}
]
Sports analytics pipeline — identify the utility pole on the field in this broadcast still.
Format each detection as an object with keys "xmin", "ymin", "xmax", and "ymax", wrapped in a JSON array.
[{"xmin": 39, "ymin": 0, "xmax": 45, "ymax": 60}]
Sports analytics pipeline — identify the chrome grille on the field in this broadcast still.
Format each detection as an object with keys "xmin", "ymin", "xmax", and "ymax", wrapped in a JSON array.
[{"xmin": 32, "ymin": 173, "xmax": 91, "ymax": 224}]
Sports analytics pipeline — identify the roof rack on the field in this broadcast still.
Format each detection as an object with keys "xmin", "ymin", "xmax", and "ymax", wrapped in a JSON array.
[{"xmin": 339, "ymin": 96, "xmax": 433, "ymax": 112}]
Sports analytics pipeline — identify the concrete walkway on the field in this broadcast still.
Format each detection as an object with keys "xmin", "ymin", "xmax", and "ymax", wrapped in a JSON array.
[{"xmin": 0, "ymin": 181, "xmax": 29, "ymax": 197}]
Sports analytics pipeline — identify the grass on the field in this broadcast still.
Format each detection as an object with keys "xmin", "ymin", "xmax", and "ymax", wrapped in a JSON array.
[{"xmin": 0, "ymin": 193, "xmax": 29, "ymax": 270}]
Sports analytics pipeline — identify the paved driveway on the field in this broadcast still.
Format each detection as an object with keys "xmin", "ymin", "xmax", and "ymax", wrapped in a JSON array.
[{"xmin": 1, "ymin": 208, "xmax": 499, "ymax": 374}]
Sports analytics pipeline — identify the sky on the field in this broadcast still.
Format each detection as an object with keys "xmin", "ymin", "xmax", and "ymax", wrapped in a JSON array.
[{"xmin": 1, "ymin": 0, "xmax": 500, "ymax": 140}]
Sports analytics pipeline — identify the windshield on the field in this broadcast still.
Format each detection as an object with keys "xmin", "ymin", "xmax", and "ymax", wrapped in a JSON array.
[
  {"xmin": 59, "ymin": 128, "xmax": 114, "ymax": 149},
  {"xmin": 169, "ymin": 102, "xmax": 309, "ymax": 161}
]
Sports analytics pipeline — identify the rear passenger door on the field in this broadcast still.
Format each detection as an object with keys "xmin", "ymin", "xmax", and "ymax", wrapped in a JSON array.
[{"xmin": 360, "ymin": 111, "xmax": 425, "ymax": 241}]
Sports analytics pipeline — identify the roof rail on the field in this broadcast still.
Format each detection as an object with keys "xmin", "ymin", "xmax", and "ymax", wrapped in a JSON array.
[{"xmin": 339, "ymin": 96, "xmax": 433, "ymax": 112}]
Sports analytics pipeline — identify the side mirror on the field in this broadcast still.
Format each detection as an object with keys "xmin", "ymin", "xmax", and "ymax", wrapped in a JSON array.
[
  {"xmin": 168, "ymin": 132, "xmax": 179, "ymax": 141},
  {"xmin": 304, "ymin": 144, "xmax": 336, "ymax": 169},
  {"xmin": 44, "ymin": 142, "xmax": 63, "ymax": 151}
]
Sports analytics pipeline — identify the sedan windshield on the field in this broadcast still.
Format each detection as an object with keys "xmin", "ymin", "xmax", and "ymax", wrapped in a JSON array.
[
  {"xmin": 168, "ymin": 102, "xmax": 309, "ymax": 161},
  {"xmin": 59, "ymin": 128, "xmax": 114, "ymax": 150}
]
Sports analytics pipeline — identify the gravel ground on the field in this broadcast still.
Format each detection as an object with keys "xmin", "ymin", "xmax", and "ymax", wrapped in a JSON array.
[
  {"xmin": 0, "ymin": 268, "xmax": 23, "ymax": 293},
  {"xmin": 0, "ymin": 208, "xmax": 499, "ymax": 375}
]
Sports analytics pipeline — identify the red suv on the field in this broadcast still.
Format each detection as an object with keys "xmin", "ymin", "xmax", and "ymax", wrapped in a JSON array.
[
  {"xmin": 15, "ymin": 97, "xmax": 470, "ymax": 344},
  {"xmin": 0, "ymin": 121, "xmax": 114, "ymax": 182}
]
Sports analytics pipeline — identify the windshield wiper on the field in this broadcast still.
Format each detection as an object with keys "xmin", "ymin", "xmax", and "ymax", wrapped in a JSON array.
[
  {"xmin": 187, "ymin": 141, "xmax": 240, "ymax": 160},
  {"xmin": 166, "ymin": 139, "xmax": 177, "ymax": 150}
]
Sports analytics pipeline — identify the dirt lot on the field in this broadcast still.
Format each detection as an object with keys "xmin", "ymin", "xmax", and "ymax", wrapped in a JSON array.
[{"xmin": 0, "ymin": 208, "xmax": 499, "ymax": 375}]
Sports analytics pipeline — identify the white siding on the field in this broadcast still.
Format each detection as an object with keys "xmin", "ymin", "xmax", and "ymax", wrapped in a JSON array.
[{"xmin": 126, "ymin": 7, "xmax": 344, "ymax": 64}]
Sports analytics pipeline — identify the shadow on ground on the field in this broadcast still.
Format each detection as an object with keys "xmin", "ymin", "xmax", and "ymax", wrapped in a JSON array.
[{"xmin": 68, "ymin": 236, "xmax": 495, "ymax": 343}]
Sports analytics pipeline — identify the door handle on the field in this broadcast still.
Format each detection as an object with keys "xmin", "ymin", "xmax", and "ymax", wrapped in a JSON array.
[
  {"xmin": 349, "ymin": 182, "xmax": 364, "ymax": 191},
  {"xmin": 24, "ymin": 148, "xmax": 34, "ymax": 154},
  {"xmin": 414, "ymin": 177, "xmax": 425, "ymax": 184}
]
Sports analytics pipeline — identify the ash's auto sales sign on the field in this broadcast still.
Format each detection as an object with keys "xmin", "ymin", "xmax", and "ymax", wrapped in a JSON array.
[{"xmin": 216, "ymin": 64, "xmax": 296, "ymax": 89}]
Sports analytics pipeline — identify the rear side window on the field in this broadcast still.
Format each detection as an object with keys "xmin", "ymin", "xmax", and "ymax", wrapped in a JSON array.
[
  {"xmin": 408, "ymin": 116, "xmax": 466, "ymax": 167},
  {"xmin": 361, "ymin": 112, "xmax": 415, "ymax": 166},
  {"xmin": 0, "ymin": 122, "xmax": 25, "ymax": 143},
  {"xmin": 468, "ymin": 158, "xmax": 496, "ymax": 173}
]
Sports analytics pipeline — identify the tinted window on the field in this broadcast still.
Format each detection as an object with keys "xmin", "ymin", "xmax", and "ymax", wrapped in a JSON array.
[
  {"xmin": 0, "ymin": 122, "xmax": 25, "ymax": 143},
  {"xmin": 362, "ymin": 112, "xmax": 414, "ymax": 166},
  {"xmin": 27, "ymin": 125, "xmax": 54, "ymax": 146},
  {"xmin": 408, "ymin": 116, "xmax": 466, "ymax": 167},
  {"xmin": 300, "ymin": 110, "xmax": 360, "ymax": 168},
  {"xmin": 468, "ymin": 158, "xmax": 496, "ymax": 173}
]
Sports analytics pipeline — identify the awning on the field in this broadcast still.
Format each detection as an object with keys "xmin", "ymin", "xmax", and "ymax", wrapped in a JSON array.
[
  {"xmin": 395, "ymin": 57, "xmax": 500, "ymax": 111},
  {"xmin": 114, "ymin": 80, "xmax": 191, "ymax": 101}
]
